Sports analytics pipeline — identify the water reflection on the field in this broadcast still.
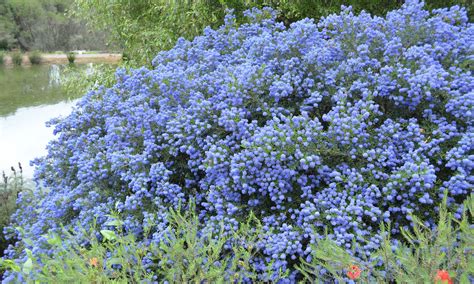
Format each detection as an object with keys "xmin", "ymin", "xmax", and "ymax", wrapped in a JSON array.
[
  {"xmin": 0, "ymin": 64, "xmax": 87, "ymax": 177},
  {"xmin": 0, "ymin": 100, "xmax": 77, "ymax": 177},
  {"xmin": 49, "ymin": 64, "xmax": 62, "ymax": 87},
  {"xmin": 0, "ymin": 64, "xmax": 114, "ymax": 177},
  {"xmin": 0, "ymin": 65, "xmax": 65, "ymax": 117}
]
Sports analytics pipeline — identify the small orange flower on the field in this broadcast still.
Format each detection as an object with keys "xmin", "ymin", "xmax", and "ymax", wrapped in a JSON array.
[
  {"xmin": 347, "ymin": 265, "xmax": 362, "ymax": 280},
  {"xmin": 89, "ymin": 257, "xmax": 99, "ymax": 268},
  {"xmin": 435, "ymin": 270, "xmax": 453, "ymax": 284}
]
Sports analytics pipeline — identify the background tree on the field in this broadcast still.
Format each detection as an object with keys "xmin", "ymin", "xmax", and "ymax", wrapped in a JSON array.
[
  {"xmin": 73, "ymin": 0, "xmax": 473, "ymax": 66},
  {"xmin": 0, "ymin": 0, "xmax": 111, "ymax": 51},
  {"xmin": 0, "ymin": 0, "xmax": 15, "ymax": 49}
]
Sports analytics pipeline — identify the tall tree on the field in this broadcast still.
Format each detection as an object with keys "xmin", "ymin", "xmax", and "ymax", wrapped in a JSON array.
[{"xmin": 0, "ymin": 0, "xmax": 15, "ymax": 49}]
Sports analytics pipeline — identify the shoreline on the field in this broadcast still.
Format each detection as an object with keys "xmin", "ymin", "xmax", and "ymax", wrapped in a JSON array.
[{"xmin": 1, "ymin": 53, "xmax": 122, "ymax": 66}]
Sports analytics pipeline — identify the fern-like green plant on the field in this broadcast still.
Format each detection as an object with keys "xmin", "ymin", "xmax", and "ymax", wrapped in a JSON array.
[
  {"xmin": 375, "ymin": 193, "xmax": 474, "ymax": 283},
  {"xmin": 295, "ymin": 234, "xmax": 380, "ymax": 282},
  {"xmin": 150, "ymin": 201, "xmax": 265, "ymax": 282},
  {"xmin": 296, "ymin": 193, "xmax": 474, "ymax": 283},
  {"xmin": 1, "ymin": 200, "xmax": 268, "ymax": 282}
]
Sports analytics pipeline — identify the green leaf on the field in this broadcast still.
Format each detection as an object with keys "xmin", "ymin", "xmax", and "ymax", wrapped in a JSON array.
[
  {"xmin": 100, "ymin": 230, "xmax": 116, "ymax": 241},
  {"xmin": 22, "ymin": 258, "xmax": 33, "ymax": 275},
  {"xmin": 0, "ymin": 259, "xmax": 21, "ymax": 272},
  {"xmin": 46, "ymin": 235, "xmax": 62, "ymax": 246},
  {"xmin": 25, "ymin": 249, "xmax": 33, "ymax": 258},
  {"xmin": 108, "ymin": 258, "xmax": 122, "ymax": 266},
  {"xmin": 104, "ymin": 219, "xmax": 124, "ymax": 227}
]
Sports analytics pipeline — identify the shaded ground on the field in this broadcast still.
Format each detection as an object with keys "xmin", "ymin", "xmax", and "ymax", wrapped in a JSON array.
[{"xmin": 3, "ymin": 53, "xmax": 122, "ymax": 66}]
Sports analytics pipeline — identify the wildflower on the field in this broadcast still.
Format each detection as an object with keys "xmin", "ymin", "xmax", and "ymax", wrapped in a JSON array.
[
  {"xmin": 435, "ymin": 270, "xmax": 453, "ymax": 284},
  {"xmin": 89, "ymin": 257, "xmax": 99, "ymax": 268},
  {"xmin": 347, "ymin": 265, "xmax": 362, "ymax": 280}
]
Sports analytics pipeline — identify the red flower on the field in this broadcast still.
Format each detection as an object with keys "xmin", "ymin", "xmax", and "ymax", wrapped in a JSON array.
[
  {"xmin": 89, "ymin": 257, "xmax": 99, "ymax": 268},
  {"xmin": 435, "ymin": 270, "xmax": 453, "ymax": 284},
  {"xmin": 347, "ymin": 265, "xmax": 362, "ymax": 280}
]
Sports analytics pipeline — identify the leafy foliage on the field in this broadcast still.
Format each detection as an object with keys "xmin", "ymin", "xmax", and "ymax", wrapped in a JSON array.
[
  {"xmin": 59, "ymin": 63, "xmax": 116, "ymax": 97},
  {"xmin": 66, "ymin": 51, "xmax": 74, "ymax": 63},
  {"xmin": 27, "ymin": 50, "xmax": 41, "ymax": 64},
  {"xmin": 73, "ymin": 0, "xmax": 229, "ymax": 65},
  {"xmin": 73, "ymin": 0, "xmax": 473, "ymax": 65},
  {"xmin": 296, "ymin": 193, "xmax": 474, "ymax": 283},
  {"xmin": 3, "ymin": 195, "xmax": 472, "ymax": 282},
  {"xmin": 10, "ymin": 50, "xmax": 21, "ymax": 65},
  {"xmin": 0, "ymin": 166, "xmax": 29, "ymax": 258},
  {"xmin": 376, "ymin": 195, "xmax": 474, "ymax": 283},
  {"xmin": 0, "ymin": 0, "xmax": 109, "ymax": 51},
  {"xmin": 0, "ymin": 0, "xmax": 16, "ymax": 50},
  {"xmin": 2, "ymin": 202, "xmax": 267, "ymax": 282}
]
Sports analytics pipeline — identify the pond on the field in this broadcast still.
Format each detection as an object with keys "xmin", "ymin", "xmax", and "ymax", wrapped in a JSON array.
[{"xmin": 0, "ymin": 65, "xmax": 89, "ymax": 177}]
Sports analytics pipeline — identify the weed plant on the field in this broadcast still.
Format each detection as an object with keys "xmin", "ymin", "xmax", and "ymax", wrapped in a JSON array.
[
  {"xmin": 28, "ymin": 51, "xmax": 42, "ymax": 65},
  {"xmin": 10, "ymin": 52, "xmax": 22, "ymax": 66},
  {"xmin": 0, "ymin": 165, "xmax": 27, "ymax": 257},
  {"xmin": 66, "ymin": 52, "xmax": 75, "ymax": 64}
]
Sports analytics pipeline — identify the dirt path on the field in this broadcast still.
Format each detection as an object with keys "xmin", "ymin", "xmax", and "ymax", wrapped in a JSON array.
[{"xmin": 2, "ymin": 53, "xmax": 122, "ymax": 66}]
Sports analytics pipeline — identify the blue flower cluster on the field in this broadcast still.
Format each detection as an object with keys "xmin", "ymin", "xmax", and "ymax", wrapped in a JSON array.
[{"xmin": 4, "ymin": 1, "xmax": 473, "ymax": 281}]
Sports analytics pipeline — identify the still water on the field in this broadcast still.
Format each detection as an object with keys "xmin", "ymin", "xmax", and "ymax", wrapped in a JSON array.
[{"xmin": 0, "ymin": 65, "xmax": 82, "ymax": 177}]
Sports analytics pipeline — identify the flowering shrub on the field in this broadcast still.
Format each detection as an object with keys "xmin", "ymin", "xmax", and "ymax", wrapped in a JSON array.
[{"xmin": 4, "ymin": 1, "xmax": 473, "ymax": 281}]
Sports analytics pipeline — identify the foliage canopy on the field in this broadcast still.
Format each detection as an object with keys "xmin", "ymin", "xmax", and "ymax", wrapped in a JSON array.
[{"xmin": 73, "ymin": 0, "xmax": 473, "ymax": 65}]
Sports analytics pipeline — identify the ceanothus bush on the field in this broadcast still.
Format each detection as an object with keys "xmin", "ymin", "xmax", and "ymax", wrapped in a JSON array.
[{"xmin": 4, "ymin": 1, "xmax": 473, "ymax": 281}]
